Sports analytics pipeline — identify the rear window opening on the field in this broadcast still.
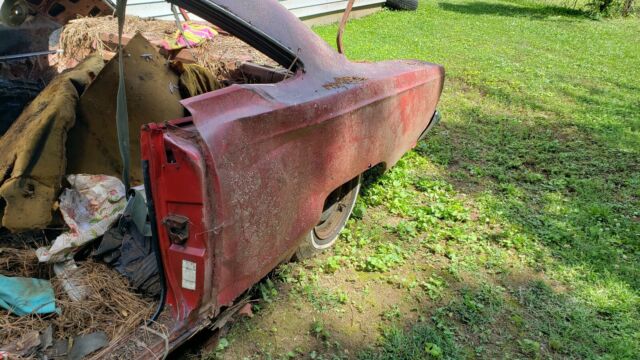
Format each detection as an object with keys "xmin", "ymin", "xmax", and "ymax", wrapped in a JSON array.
[{"xmin": 54, "ymin": 15, "xmax": 289, "ymax": 86}]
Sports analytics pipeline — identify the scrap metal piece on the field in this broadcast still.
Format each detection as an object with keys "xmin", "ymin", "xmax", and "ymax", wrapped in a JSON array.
[
  {"xmin": 46, "ymin": 339, "xmax": 70, "ymax": 358},
  {"xmin": 68, "ymin": 331, "xmax": 108, "ymax": 360},
  {"xmin": 39, "ymin": 325, "xmax": 53, "ymax": 351},
  {"xmin": 0, "ymin": 330, "xmax": 40, "ymax": 357}
]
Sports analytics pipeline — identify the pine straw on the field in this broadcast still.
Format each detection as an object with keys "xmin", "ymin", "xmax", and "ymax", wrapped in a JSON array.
[
  {"xmin": 59, "ymin": 15, "xmax": 280, "ymax": 76},
  {"xmin": 192, "ymin": 34, "xmax": 279, "ymax": 72},
  {"xmin": 0, "ymin": 247, "xmax": 50, "ymax": 279},
  {"xmin": 60, "ymin": 15, "xmax": 176, "ymax": 62},
  {"xmin": 0, "ymin": 250, "xmax": 154, "ymax": 348}
]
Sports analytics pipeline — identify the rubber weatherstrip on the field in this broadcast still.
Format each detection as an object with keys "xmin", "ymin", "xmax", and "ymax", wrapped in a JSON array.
[
  {"xmin": 116, "ymin": 0, "xmax": 131, "ymax": 192},
  {"xmin": 143, "ymin": 160, "xmax": 167, "ymax": 323}
]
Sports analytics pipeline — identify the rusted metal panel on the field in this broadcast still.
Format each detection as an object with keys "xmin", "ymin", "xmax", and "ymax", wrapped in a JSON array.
[
  {"xmin": 141, "ymin": 121, "xmax": 216, "ymax": 324},
  {"xmin": 136, "ymin": 1, "xmax": 444, "ymax": 354},
  {"xmin": 180, "ymin": 62, "xmax": 443, "ymax": 308}
]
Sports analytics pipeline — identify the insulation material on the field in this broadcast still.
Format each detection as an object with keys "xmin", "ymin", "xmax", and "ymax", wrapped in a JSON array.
[
  {"xmin": 0, "ymin": 55, "xmax": 104, "ymax": 232},
  {"xmin": 66, "ymin": 33, "xmax": 185, "ymax": 184}
]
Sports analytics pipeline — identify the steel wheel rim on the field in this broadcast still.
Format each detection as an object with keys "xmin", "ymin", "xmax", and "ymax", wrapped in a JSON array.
[{"xmin": 312, "ymin": 176, "xmax": 360, "ymax": 248}]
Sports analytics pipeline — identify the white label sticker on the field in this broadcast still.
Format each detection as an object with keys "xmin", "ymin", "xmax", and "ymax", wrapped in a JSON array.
[{"xmin": 182, "ymin": 260, "xmax": 197, "ymax": 290}]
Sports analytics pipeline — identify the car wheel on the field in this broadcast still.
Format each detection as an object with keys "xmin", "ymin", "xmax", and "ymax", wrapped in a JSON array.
[
  {"xmin": 386, "ymin": 0, "xmax": 419, "ymax": 11},
  {"xmin": 295, "ymin": 175, "xmax": 362, "ymax": 260}
]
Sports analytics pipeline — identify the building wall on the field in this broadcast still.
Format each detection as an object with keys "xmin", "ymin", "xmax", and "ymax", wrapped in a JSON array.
[{"xmin": 123, "ymin": 0, "xmax": 385, "ymax": 23}]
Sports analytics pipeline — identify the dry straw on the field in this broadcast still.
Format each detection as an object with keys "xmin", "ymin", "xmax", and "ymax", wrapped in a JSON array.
[{"xmin": 0, "ymin": 248, "xmax": 154, "ymax": 349}]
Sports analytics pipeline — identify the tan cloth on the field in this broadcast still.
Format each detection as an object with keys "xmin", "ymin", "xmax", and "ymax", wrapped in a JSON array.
[
  {"xmin": 0, "ymin": 55, "xmax": 104, "ymax": 232},
  {"xmin": 66, "ymin": 33, "xmax": 185, "ymax": 184},
  {"xmin": 171, "ymin": 61, "xmax": 221, "ymax": 98}
]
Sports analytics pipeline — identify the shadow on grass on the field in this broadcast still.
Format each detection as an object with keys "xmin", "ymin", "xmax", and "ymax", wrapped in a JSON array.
[
  {"xmin": 416, "ymin": 105, "xmax": 639, "ymax": 291},
  {"xmin": 175, "ymin": 78, "xmax": 639, "ymax": 359},
  {"xmin": 438, "ymin": 1, "xmax": 587, "ymax": 19},
  {"xmin": 296, "ymin": 273, "xmax": 636, "ymax": 359}
]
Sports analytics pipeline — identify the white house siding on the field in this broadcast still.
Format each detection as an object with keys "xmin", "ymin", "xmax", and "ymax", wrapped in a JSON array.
[{"xmin": 122, "ymin": 0, "xmax": 385, "ymax": 22}]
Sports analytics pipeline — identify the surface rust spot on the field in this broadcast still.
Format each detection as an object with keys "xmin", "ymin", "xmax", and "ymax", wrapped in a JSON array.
[{"xmin": 323, "ymin": 76, "xmax": 367, "ymax": 90}]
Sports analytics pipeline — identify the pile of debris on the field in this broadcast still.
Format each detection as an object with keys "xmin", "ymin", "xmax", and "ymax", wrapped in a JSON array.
[
  {"xmin": 1, "ymin": 13, "xmax": 289, "ymax": 358},
  {"xmin": 0, "ymin": 175, "xmax": 160, "ymax": 359},
  {"xmin": 1, "ymin": 252, "xmax": 155, "ymax": 359},
  {"xmin": 55, "ymin": 15, "xmax": 278, "ymax": 77}
]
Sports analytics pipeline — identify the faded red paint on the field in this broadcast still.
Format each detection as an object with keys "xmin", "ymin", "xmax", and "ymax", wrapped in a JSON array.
[{"xmin": 134, "ymin": 0, "xmax": 443, "ymax": 355}]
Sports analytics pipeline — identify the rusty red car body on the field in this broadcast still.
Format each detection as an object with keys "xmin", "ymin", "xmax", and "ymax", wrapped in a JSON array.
[
  {"xmin": 2, "ymin": 0, "xmax": 444, "ymax": 355},
  {"xmin": 136, "ymin": 0, "xmax": 444, "ymax": 351}
]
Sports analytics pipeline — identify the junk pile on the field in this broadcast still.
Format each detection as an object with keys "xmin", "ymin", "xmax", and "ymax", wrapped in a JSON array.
[
  {"xmin": 0, "ymin": 14, "xmax": 289, "ymax": 358},
  {"xmin": 0, "ymin": 175, "xmax": 158, "ymax": 359},
  {"xmin": 0, "ymin": 17, "xmax": 199, "ymax": 360}
]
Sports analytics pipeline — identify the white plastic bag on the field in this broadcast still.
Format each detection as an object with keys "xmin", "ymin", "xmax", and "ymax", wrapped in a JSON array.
[{"xmin": 36, "ymin": 175, "xmax": 126, "ymax": 263}]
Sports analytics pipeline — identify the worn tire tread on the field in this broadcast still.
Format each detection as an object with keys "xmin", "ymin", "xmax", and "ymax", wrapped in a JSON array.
[{"xmin": 386, "ymin": 0, "xmax": 419, "ymax": 11}]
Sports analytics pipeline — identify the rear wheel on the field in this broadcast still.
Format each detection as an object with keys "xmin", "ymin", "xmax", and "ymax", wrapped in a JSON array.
[
  {"xmin": 386, "ymin": 0, "xmax": 419, "ymax": 11},
  {"xmin": 295, "ymin": 175, "xmax": 361, "ymax": 260}
]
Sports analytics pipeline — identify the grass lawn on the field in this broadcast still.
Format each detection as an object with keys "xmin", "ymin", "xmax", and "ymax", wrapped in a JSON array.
[{"xmin": 202, "ymin": 0, "xmax": 639, "ymax": 359}]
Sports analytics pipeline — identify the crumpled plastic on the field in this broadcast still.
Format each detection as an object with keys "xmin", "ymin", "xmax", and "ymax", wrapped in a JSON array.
[
  {"xmin": 0, "ymin": 275, "xmax": 57, "ymax": 316},
  {"xmin": 161, "ymin": 22, "xmax": 217, "ymax": 50},
  {"xmin": 36, "ymin": 175, "xmax": 126, "ymax": 263},
  {"xmin": 53, "ymin": 260, "xmax": 91, "ymax": 302}
]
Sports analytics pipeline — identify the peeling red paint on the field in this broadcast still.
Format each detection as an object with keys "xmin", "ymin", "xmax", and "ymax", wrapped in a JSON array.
[{"xmin": 137, "ymin": 0, "xmax": 445, "ymax": 354}]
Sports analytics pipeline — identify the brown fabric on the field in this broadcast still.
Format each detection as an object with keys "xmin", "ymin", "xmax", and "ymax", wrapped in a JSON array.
[
  {"xmin": 66, "ymin": 33, "xmax": 185, "ymax": 184},
  {"xmin": 0, "ymin": 55, "xmax": 104, "ymax": 232}
]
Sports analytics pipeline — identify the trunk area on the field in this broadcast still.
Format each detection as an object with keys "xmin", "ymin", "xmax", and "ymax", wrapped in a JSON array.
[{"xmin": 0, "ymin": 15, "xmax": 285, "ymax": 359}]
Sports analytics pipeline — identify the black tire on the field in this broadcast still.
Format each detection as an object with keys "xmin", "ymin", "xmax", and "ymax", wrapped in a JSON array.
[
  {"xmin": 386, "ymin": 0, "xmax": 419, "ymax": 11},
  {"xmin": 295, "ymin": 175, "xmax": 362, "ymax": 260}
]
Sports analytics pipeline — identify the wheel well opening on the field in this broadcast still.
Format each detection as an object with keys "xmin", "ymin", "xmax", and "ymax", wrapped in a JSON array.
[{"xmin": 362, "ymin": 162, "xmax": 387, "ymax": 190}]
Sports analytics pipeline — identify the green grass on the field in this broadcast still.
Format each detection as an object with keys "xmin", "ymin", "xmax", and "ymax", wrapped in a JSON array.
[{"xmin": 211, "ymin": 1, "xmax": 639, "ymax": 359}]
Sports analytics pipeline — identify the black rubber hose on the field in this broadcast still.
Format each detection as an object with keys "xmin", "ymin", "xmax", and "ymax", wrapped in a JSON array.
[{"xmin": 143, "ymin": 160, "xmax": 167, "ymax": 324}]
